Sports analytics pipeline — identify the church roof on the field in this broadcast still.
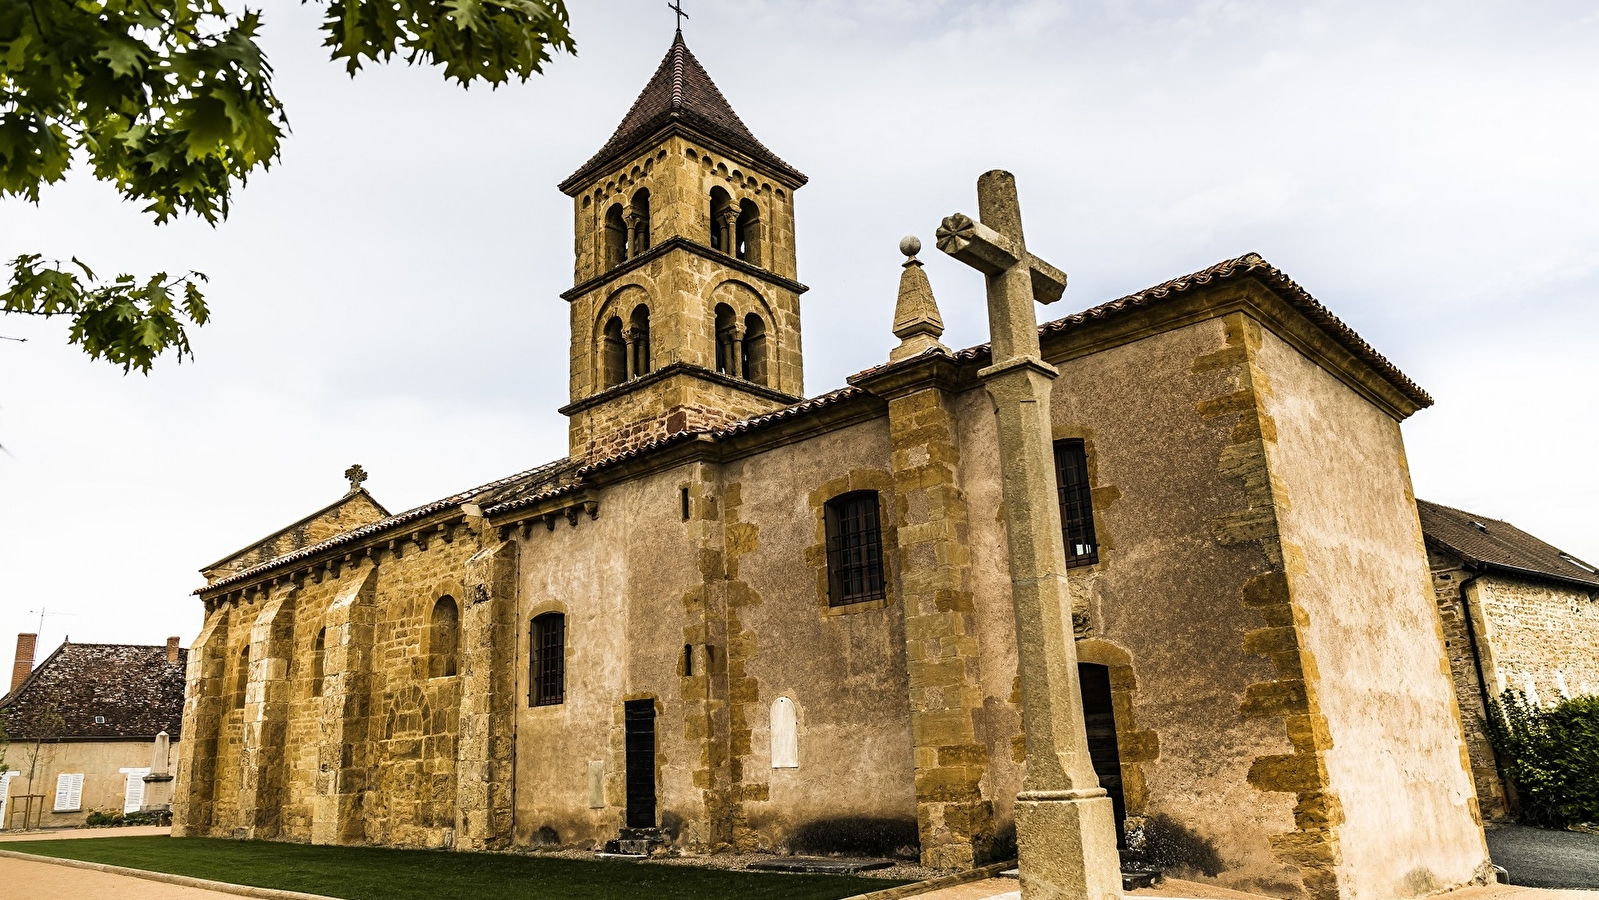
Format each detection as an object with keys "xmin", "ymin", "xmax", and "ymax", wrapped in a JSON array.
[
  {"xmin": 1418, "ymin": 499, "xmax": 1599, "ymax": 591},
  {"xmin": 947, "ymin": 252, "xmax": 1434, "ymax": 411},
  {"xmin": 1, "ymin": 642, "xmax": 187, "ymax": 742},
  {"xmin": 199, "ymin": 458, "xmax": 578, "ymax": 594},
  {"xmin": 559, "ymin": 32, "xmax": 805, "ymax": 193}
]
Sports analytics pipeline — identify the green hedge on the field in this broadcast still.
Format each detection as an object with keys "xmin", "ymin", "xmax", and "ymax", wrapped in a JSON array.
[{"xmin": 1485, "ymin": 690, "xmax": 1599, "ymax": 827}]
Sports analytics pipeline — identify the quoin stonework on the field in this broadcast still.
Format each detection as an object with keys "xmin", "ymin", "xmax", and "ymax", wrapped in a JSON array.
[{"xmin": 176, "ymin": 32, "xmax": 1514, "ymax": 900}]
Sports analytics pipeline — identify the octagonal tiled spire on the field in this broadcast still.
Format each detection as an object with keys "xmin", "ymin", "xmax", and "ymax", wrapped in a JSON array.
[{"xmin": 559, "ymin": 32, "xmax": 806, "ymax": 193}]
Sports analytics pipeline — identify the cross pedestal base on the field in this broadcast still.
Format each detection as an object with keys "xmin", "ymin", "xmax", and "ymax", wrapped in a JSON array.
[{"xmin": 1015, "ymin": 791, "xmax": 1123, "ymax": 900}]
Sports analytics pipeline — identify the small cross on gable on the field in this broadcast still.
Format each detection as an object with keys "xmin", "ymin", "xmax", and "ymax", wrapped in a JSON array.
[{"xmin": 668, "ymin": 0, "xmax": 689, "ymax": 32}]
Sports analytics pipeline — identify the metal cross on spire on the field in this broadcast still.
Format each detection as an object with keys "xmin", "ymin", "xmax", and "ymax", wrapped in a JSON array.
[{"xmin": 668, "ymin": 0, "xmax": 689, "ymax": 33}]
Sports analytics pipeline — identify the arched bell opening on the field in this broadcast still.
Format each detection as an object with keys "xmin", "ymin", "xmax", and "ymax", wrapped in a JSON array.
[
  {"xmin": 736, "ymin": 198, "xmax": 761, "ymax": 265},
  {"xmin": 604, "ymin": 203, "xmax": 628, "ymax": 269},
  {"xmin": 742, "ymin": 312, "xmax": 768, "ymax": 386},
  {"xmin": 627, "ymin": 188, "xmax": 652, "ymax": 256},
  {"xmin": 714, "ymin": 303, "xmax": 738, "ymax": 376},
  {"xmin": 601, "ymin": 316, "xmax": 627, "ymax": 388},
  {"xmin": 709, "ymin": 187, "xmax": 735, "ymax": 254}
]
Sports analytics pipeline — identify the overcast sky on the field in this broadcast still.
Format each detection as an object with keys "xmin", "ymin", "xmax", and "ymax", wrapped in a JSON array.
[{"xmin": 3, "ymin": 1, "xmax": 1596, "ymax": 665}]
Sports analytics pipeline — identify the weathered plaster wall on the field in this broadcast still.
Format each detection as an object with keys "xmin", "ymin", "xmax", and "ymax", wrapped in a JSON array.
[
  {"xmin": 1255, "ymin": 324, "xmax": 1487, "ymax": 899},
  {"xmin": 3, "ymin": 740, "xmax": 176, "ymax": 828},
  {"xmin": 722, "ymin": 417, "xmax": 917, "ymax": 854},
  {"xmin": 959, "ymin": 314, "xmax": 1312, "ymax": 895},
  {"xmin": 513, "ymin": 416, "xmax": 915, "ymax": 856}
]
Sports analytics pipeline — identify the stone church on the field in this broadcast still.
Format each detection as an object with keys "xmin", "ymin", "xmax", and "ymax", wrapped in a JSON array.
[{"xmin": 175, "ymin": 33, "xmax": 1494, "ymax": 900}]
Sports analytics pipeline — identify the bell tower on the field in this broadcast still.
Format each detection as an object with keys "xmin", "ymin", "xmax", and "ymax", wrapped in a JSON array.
[{"xmin": 557, "ymin": 33, "xmax": 808, "ymax": 460}]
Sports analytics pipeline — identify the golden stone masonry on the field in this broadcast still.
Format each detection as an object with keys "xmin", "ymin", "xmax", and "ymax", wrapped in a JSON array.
[{"xmin": 174, "ymin": 32, "xmax": 1547, "ymax": 900}]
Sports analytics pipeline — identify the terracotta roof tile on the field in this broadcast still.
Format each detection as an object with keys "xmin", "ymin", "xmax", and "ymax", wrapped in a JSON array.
[
  {"xmin": 560, "ymin": 33, "xmax": 805, "ymax": 192},
  {"xmin": 1419, "ymin": 499, "xmax": 1599, "ymax": 590},
  {"xmin": 2, "ymin": 643, "xmax": 186, "ymax": 741}
]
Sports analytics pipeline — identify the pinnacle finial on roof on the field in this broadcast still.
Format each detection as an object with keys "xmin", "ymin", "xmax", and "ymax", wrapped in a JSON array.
[
  {"xmin": 344, "ymin": 463, "xmax": 368, "ymax": 494},
  {"xmin": 890, "ymin": 236, "xmax": 947, "ymax": 362},
  {"xmin": 668, "ymin": 0, "xmax": 688, "ymax": 34}
]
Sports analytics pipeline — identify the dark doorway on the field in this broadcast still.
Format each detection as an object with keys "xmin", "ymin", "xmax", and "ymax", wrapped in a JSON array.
[
  {"xmin": 624, "ymin": 699, "xmax": 658, "ymax": 829},
  {"xmin": 1079, "ymin": 663, "xmax": 1126, "ymax": 845}
]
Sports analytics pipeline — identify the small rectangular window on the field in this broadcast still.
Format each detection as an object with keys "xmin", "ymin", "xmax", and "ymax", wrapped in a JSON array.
[
  {"xmin": 681, "ymin": 487, "xmax": 691, "ymax": 520},
  {"xmin": 531, "ymin": 613, "xmax": 566, "ymax": 707},
  {"xmin": 1054, "ymin": 439, "xmax": 1099, "ymax": 568},
  {"xmin": 825, "ymin": 492, "xmax": 887, "ymax": 606},
  {"xmin": 683, "ymin": 644, "xmax": 694, "ymax": 676}
]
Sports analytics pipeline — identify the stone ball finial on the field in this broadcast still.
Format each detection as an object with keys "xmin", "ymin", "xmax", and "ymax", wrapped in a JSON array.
[{"xmin": 899, "ymin": 235, "xmax": 922, "ymax": 258}]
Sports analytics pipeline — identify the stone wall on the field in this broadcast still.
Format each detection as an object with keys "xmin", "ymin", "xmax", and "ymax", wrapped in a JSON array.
[
  {"xmin": 179, "ymin": 519, "xmax": 504, "ymax": 850},
  {"xmin": 1429, "ymin": 549, "xmax": 1599, "ymax": 821}
]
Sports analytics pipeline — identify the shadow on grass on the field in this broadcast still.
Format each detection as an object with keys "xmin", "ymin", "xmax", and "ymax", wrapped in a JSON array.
[{"xmin": 5, "ymin": 836, "xmax": 910, "ymax": 900}]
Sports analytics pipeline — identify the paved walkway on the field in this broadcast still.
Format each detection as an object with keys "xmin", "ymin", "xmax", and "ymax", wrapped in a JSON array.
[{"xmin": 0, "ymin": 852, "xmax": 242, "ymax": 900}]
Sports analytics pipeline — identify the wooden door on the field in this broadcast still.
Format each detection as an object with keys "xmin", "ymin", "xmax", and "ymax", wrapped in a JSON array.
[
  {"xmin": 1079, "ymin": 663, "xmax": 1126, "ymax": 845},
  {"xmin": 624, "ymin": 699, "xmax": 657, "ymax": 829}
]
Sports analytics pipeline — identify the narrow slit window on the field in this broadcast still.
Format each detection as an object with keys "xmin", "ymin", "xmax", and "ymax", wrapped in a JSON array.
[
  {"xmin": 531, "ymin": 613, "xmax": 566, "ymax": 707},
  {"xmin": 683, "ymin": 644, "xmax": 694, "ymax": 676},
  {"xmin": 680, "ymin": 487, "xmax": 691, "ymax": 520},
  {"xmin": 1054, "ymin": 439, "xmax": 1099, "ymax": 568},
  {"xmin": 824, "ymin": 491, "xmax": 887, "ymax": 606}
]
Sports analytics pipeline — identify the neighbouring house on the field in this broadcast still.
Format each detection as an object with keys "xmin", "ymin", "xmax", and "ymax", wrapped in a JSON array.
[
  {"xmin": 1, "ymin": 634, "xmax": 185, "ymax": 829},
  {"xmin": 172, "ymin": 32, "xmax": 1494, "ymax": 900},
  {"xmin": 1420, "ymin": 500, "xmax": 1599, "ymax": 821}
]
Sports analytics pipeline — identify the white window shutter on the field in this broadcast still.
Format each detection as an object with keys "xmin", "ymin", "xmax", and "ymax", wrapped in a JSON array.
[
  {"xmin": 0, "ymin": 772, "xmax": 15, "ymax": 824},
  {"xmin": 53, "ymin": 774, "xmax": 73, "ymax": 811},
  {"xmin": 122, "ymin": 769, "xmax": 149, "ymax": 814},
  {"xmin": 68, "ymin": 773, "xmax": 84, "ymax": 811}
]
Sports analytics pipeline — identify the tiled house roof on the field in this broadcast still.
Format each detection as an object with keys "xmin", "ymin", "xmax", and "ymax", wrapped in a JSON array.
[
  {"xmin": 1, "ymin": 643, "xmax": 187, "ymax": 742},
  {"xmin": 1419, "ymin": 499, "xmax": 1599, "ymax": 591},
  {"xmin": 559, "ymin": 32, "xmax": 805, "ymax": 192}
]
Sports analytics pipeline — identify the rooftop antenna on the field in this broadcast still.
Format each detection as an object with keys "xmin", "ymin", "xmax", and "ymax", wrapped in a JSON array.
[
  {"xmin": 0, "ymin": 335, "xmax": 25, "ymax": 342},
  {"xmin": 668, "ymin": 0, "xmax": 688, "ymax": 34},
  {"xmin": 27, "ymin": 606, "xmax": 75, "ymax": 642}
]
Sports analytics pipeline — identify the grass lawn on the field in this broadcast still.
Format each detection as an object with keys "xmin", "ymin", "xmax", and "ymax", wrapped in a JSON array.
[{"xmin": 5, "ymin": 835, "xmax": 910, "ymax": 900}]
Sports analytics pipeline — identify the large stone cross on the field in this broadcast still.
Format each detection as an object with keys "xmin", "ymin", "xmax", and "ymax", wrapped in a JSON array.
[{"xmin": 937, "ymin": 170, "xmax": 1122, "ymax": 900}]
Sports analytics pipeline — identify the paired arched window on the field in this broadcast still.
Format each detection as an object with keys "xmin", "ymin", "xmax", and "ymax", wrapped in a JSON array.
[
  {"xmin": 428, "ymin": 596, "xmax": 460, "ymax": 678},
  {"xmin": 530, "ymin": 613, "xmax": 566, "ymax": 707},
  {"xmin": 708, "ymin": 190, "xmax": 762, "ymax": 265},
  {"xmin": 233, "ymin": 646, "xmax": 250, "ymax": 709},
  {"xmin": 824, "ymin": 491, "xmax": 886, "ymax": 606},
  {"xmin": 713, "ymin": 304, "xmax": 768, "ymax": 386},
  {"xmin": 311, "ymin": 628, "xmax": 326, "ymax": 697}
]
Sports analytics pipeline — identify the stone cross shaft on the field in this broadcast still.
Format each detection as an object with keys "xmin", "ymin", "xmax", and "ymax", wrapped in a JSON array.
[{"xmin": 936, "ymin": 170, "xmax": 1122, "ymax": 900}]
